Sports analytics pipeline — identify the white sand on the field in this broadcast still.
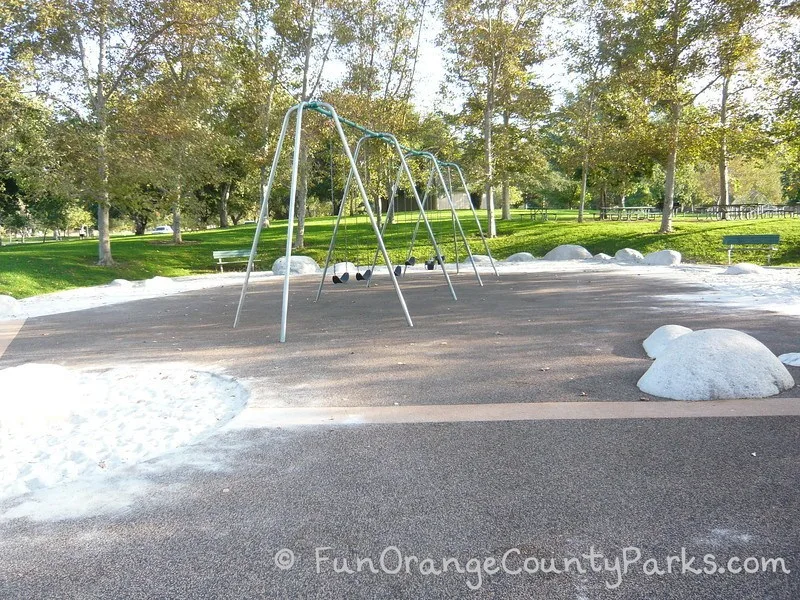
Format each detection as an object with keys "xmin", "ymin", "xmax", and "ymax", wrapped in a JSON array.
[{"xmin": 0, "ymin": 364, "xmax": 248, "ymax": 503}]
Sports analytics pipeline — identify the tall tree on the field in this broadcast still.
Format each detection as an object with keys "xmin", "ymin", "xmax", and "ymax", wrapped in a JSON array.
[
  {"xmin": 609, "ymin": 0, "xmax": 718, "ymax": 233},
  {"xmin": 233, "ymin": 0, "xmax": 295, "ymax": 228},
  {"xmin": 441, "ymin": 0, "xmax": 552, "ymax": 237},
  {"xmin": 142, "ymin": 0, "xmax": 237, "ymax": 243},
  {"xmin": 561, "ymin": 0, "xmax": 618, "ymax": 222},
  {"xmin": 331, "ymin": 0, "xmax": 428, "ymax": 223},
  {"xmin": 277, "ymin": 0, "xmax": 343, "ymax": 248},
  {"xmin": 771, "ymin": 0, "xmax": 800, "ymax": 198},
  {"xmin": 6, "ymin": 0, "xmax": 222, "ymax": 263},
  {"xmin": 710, "ymin": 0, "xmax": 765, "ymax": 211}
]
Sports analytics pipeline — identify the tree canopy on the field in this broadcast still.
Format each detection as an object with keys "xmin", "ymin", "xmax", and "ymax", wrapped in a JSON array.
[{"xmin": 0, "ymin": 0, "xmax": 795, "ymax": 252}]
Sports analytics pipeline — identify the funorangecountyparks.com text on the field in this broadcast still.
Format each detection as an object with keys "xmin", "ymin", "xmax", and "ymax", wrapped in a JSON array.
[{"xmin": 270, "ymin": 545, "xmax": 792, "ymax": 591}]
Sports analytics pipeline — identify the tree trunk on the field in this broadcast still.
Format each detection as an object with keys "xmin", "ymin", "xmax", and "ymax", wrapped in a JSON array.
[
  {"xmin": 96, "ymin": 121, "xmax": 114, "ymax": 263},
  {"xmin": 501, "ymin": 180, "xmax": 510, "ymax": 220},
  {"xmin": 660, "ymin": 101, "xmax": 681, "ymax": 233},
  {"xmin": 501, "ymin": 111, "xmax": 510, "ymax": 220},
  {"xmin": 578, "ymin": 88, "xmax": 595, "ymax": 224},
  {"xmin": 218, "ymin": 181, "xmax": 230, "ymax": 228},
  {"xmin": 293, "ymin": 0, "xmax": 317, "ymax": 250},
  {"xmin": 95, "ymin": 7, "xmax": 114, "ymax": 266},
  {"xmin": 259, "ymin": 165, "xmax": 270, "ymax": 227},
  {"xmin": 578, "ymin": 151, "xmax": 589, "ymax": 223},
  {"xmin": 172, "ymin": 189, "xmax": 183, "ymax": 244},
  {"xmin": 294, "ymin": 139, "xmax": 308, "ymax": 249},
  {"xmin": 483, "ymin": 85, "xmax": 497, "ymax": 237},
  {"xmin": 97, "ymin": 198, "xmax": 112, "ymax": 263},
  {"xmin": 255, "ymin": 46, "xmax": 282, "ymax": 231},
  {"xmin": 133, "ymin": 215, "xmax": 147, "ymax": 235},
  {"xmin": 718, "ymin": 74, "xmax": 731, "ymax": 213},
  {"xmin": 385, "ymin": 175, "xmax": 395, "ymax": 226}
]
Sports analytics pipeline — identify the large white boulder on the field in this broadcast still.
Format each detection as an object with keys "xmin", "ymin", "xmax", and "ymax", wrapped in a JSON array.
[
  {"xmin": 644, "ymin": 250, "xmax": 682, "ymax": 266},
  {"xmin": 614, "ymin": 248, "xmax": 645, "ymax": 263},
  {"xmin": 592, "ymin": 253, "xmax": 613, "ymax": 262},
  {"xmin": 638, "ymin": 329, "xmax": 795, "ymax": 400},
  {"xmin": 109, "ymin": 279, "xmax": 133, "ymax": 288},
  {"xmin": 543, "ymin": 244, "xmax": 592, "ymax": 260},
  {"xmin": 272, "ymin": 255, "xmax": 321, "ymax": 275},
  {"xmin": 643, "ymin": 325, "xmax": 693, "ymax": 359},
  {"xmin": 725, "ymin": 263, "xmax": 765, "ymax": 275},
  {"xmin": 0, "ymin": 295, "xmax": 26, "ymax": 320},
  {"xmin": 504, "ymin": 252, "xmax": 536, "ymax": 263},
  {"xmin": 331, "ymin": 261, "xmax": 357, "ymax": 274},
  {"xmin": 461, "ymin": 254, "xmax": 495, "ymax": 265}
]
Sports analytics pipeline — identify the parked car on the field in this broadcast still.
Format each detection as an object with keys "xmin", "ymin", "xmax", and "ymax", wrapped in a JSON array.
[{"xmin": 152, "ymin": 225, "xmax": 174, "ymax": 234}]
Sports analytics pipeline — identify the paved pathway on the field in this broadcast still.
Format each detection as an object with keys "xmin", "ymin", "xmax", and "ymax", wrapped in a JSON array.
[{"xmin": 1, "ymin": 270, "xmax": 798, "ymax": 599}]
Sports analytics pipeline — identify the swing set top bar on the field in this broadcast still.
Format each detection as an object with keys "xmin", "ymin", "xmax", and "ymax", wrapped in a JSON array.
[{"xmin": 304, "ymin": 101, "xmax": 457, "ymax": 170}]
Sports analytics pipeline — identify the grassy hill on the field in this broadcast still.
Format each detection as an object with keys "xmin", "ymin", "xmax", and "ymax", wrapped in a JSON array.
[{"xmin": 1, "ymin": 210, "xmax": 797, "ymax": 299}]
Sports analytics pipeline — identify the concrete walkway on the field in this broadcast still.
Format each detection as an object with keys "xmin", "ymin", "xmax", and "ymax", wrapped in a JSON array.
[{"xmin": 1, "ymin": 270, "xmax": 798, "ymax": 599}]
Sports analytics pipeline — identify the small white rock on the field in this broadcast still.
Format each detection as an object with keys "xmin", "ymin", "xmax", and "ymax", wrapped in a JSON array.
[
  {"xmin": 0, "ymin": 295, "xmax": 26, "ymax": 320},
  {"xmin": 778, "ymin": 353, "xmax": 800, "ymax": 367},
  {"xmin": 725, "ymin": 263, "xmax": 765, "ymax": 275},
  {"xmin": 461, "ymin": 254, "xmax": 495, "ymax": 265},
  {"xmin": 108, "ymin": 279, "xmax": 133, "ymax": 287},
  {"xmin": 143, "ymin": 276, "xmax": 175, "ymax": 289},
  {"xmin": 614, "ymin": 248, "xmax": 645, "ymax": 263},
  {"xmin": 644, "ymin": 250, "xmax": 682, "ymax": 266},
  {"xmin": 504, "ymin": 252, "xmax": 536, "ymax": 263}
]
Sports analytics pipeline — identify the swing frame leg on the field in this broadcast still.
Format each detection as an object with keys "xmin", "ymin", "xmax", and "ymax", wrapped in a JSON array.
[{"xmin": 364, "ymin": 137, "xmax": 456, "ymax": 302}]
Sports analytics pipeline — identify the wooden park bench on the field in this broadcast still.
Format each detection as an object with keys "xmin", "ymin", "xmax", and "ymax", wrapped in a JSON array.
[
  {"xmin": 212, "ymin": 249, "xmax": 259, "ymax": 272},
  {"xmin": 722, "ymin": 234, "xmax": 780, "ymax": 265}
]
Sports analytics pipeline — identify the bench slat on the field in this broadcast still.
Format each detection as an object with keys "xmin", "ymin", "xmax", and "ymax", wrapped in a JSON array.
[
  {"xmin": 722, "ymin": 234, "xmax": 780, "ymax": 245},
  {"xmin": 213, "ymin": 250, "xmax": 253, "ymax": 259}
]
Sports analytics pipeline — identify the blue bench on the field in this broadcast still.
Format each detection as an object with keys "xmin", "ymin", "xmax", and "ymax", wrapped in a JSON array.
[{"xmin": 722, "ymin": 234, "xmax": 779, "ymax": 265}]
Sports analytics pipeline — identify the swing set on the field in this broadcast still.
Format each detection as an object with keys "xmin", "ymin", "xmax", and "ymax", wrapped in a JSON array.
[{"xmin": 234, "ymin": 101, "xmax": 497, "ymax": 342}]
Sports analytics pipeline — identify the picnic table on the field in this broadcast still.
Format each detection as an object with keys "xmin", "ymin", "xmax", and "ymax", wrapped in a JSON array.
[
  {"xmin": 595, "ymin": 206, "xmax": 660, "ymax": 221},
  {"xmin": 524, "ymin": 201, "xmax": 548, "ymax": 221},
  {"xmin": 696, "ymin": 204, "xmax": 798, "ymax": 220}
]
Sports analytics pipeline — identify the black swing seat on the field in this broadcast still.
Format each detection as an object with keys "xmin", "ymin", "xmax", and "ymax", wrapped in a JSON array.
[
  {"xmin": 332, "ymin": 272, "xmax": 350, "ymax": 284},
  {"xmin": 356, "ymin": 269, "xmax": 372, "ymax": 281},
  {"xmin": 394, "ymin": 265, "xmax": 403, "ymax": 277},
  {"xmin": 425, "ymin": 255, "xmax": 446, "ymax": 270},
  {"xmin": 405, "ymin": 257, "xmax": 416, "ymax": 266}
]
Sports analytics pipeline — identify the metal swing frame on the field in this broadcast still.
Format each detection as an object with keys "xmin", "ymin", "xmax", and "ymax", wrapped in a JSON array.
[
  {"xmin": 316, "ymin": 131, "xmax": 457, "ymax": 302},
  {"xmin": 405, "ymin": 152, "xmax": 499, "ymax": 280},
  {"xmin": 234, "ymin": 101, "xmax": 497, "ymax": 343}
]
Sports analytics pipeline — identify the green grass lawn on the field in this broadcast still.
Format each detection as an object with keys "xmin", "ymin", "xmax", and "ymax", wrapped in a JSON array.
[{"xmin": 1, "ymin": 209, "xmax": 797, "ymax": 299}]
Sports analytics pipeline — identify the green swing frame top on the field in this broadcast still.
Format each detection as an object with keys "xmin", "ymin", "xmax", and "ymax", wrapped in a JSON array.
[{"xmin": 234, "ymin": 101, "xmax": 497, "ymax": 343}]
